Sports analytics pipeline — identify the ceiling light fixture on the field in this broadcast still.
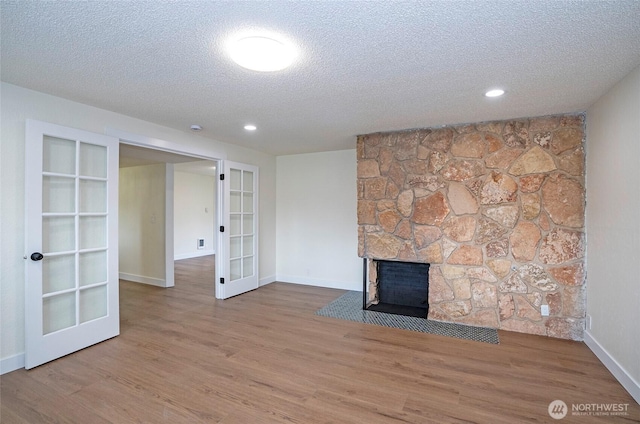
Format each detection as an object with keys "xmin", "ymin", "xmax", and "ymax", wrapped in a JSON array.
[
  {"xmin": 190, "ymin": 124, "xmax": 202, "ymax": 131},
  {"xmin": 228, "ymin": 34, "xmax": 296, "ymax": 72},
  {"xmin": 244, "ymin": 124, "xmax": 257, "ymax": 131},
  {"xmin": 485, "ymin": 89, "xmax": 505, "ymax": 98}
]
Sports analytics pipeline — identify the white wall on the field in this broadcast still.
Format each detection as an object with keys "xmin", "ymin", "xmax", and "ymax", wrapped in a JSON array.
[
  {"xmin": 174, "ymin": 171, "xmax": 216, "ymax": 259},
  {"xmin": 119, "ymin": 164, "xmax": 167, "ymax": 285},
  {"xmin": 0, "ymin": 82, "xmax": 276, "ymax": 371},
  {"xmin": 585, "ymin": 64, "xmax": 640, "ymax": 403},
  {"xmin": 276, "ymin": 150, "xmax": 362, "ymax": 290}
]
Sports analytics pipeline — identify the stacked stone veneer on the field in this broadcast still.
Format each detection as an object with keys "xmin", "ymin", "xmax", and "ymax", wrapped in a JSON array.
[{"xmin": 357, "ymin": 114, "xmax": 586, "ymax": 340}]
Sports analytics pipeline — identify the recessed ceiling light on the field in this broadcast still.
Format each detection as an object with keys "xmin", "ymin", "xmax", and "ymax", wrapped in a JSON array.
[
  {"xmin": 190, "ymin": 124, "xmax": 202, "ymax": 131},
  {"xmin": 228, "ymin": 34, "xmax": 296, "ymax": 72},
  {"xmin": 244, "ymin": 124, "xmax": 257, "ymax": 131},
  {"xmin": 485, "ymin": 89, "xmax": 505, "ymax": 98}
]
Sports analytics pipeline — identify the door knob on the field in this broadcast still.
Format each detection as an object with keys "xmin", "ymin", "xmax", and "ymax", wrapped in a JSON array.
[{"xmin": 30, "ymin": 252, "xmax": 44, "ymax": 261}]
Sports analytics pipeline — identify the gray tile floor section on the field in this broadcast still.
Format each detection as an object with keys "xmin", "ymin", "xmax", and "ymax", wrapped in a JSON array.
[{"xmin": 316, "ymin": 291, "xmax": 499, "ymax": 344}]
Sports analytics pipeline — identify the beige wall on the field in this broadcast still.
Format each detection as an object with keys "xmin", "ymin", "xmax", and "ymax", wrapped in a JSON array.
[
  {"xmin": 276, "ymin": 150, "xmax": 361, "ymax": 290},
  {"xmin": 174, "ymin": 171, "xmax": 216, "ymax": 259},
  {"xmin": 119, "ymin": 164, "xmax": 168, "ymax": 284},
  {"xmin": 0, "ymin": 82, "xmax": 276, "ymax": 365},
  {"xmin": 585, "ymin": 64, "xmax": 640, "ymax": 401}
]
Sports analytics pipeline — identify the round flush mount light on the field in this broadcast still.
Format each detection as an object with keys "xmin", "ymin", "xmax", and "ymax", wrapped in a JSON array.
[
  {"xmin": 190, "ymin": 124, "xmax": 202, "ymax": 131},
  {"xmin": 228, "ymin": 34, "xmax": 297, "ymax": 72},
  {"xmin": 485, "ymin": 89, "xmax": 505, "ymax": 98},
  {"xmin": 244, "ymin": 124, "xmax": 257, "ymax": 131}
]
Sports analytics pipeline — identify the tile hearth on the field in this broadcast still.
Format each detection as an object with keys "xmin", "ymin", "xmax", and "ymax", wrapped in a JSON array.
[{"xmin": 316, "ymin": 291, "xmax": 499, "ymax": 344}]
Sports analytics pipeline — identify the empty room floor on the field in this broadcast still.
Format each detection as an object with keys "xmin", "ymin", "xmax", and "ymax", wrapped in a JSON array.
[{"xmin": 2, "ymin": 256, "xmax": 638, "ymax": 423}]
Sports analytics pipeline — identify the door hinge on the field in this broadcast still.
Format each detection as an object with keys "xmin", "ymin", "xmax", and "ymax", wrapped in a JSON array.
[
  {"xmin": 220, "ymin": 173, "xmax": 225, "ymax": 180},
  {"xmin": 220, "ymin": 226, "xmax": 225, "ymax": 232},
  {"xmin": 220, "ymin": 278, "xmax": 225, "ymax": 285}
]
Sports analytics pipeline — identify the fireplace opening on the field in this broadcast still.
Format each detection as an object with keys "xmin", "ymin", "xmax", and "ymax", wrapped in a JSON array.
[{"xmin": 367, "ymin": 260, "xmax": 430, "ymax": 318}]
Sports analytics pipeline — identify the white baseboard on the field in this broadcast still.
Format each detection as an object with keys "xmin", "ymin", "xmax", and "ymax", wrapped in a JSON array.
[
  {"xmin": 174, "ymin": 249, "xmax": 215, "ymax": 261},
  {"xmin": 119, "ymin": 273, "xmax": 166, "ymax": 287},
  {"xmin": 1, "ymin": 353, "xmax": 25, "ymax": 375},
  {"xmin": 275, "ymin": 274, "xmax": 361, "ymax": 291},
  {"xmin": 259, "ymin": 275, "xmax": 276, "ymax": 287},
  {"xmin": 584, "ymin": 330, "xmax": 640, "ymax": 404}
]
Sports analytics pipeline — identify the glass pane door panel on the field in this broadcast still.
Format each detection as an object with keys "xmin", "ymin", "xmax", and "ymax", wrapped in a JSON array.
[
  {"xmin": 230, "ymin": 169, "xmax": 241, "ymax": 190},
  {"xmin": 79, "ymin": 143, "xmax": 107, "ymax": 178},
  {"xmin": 242, "ymin": 214, "xmax": 253, "ymax": 235},
  {"xmin": 243, "ymin": 171, "xmax": 254, "ymax": 192},
  {"xmin": 242, "ymin": 235, "xmax": 253, "ymax": 256},
  {"xmin": 43, "ymin": 255, "xmax": 76, "ymax": 294},
  {"xmin": 79, "ymin": 285, "xmax": 107, "ymax": 323},
  {"xmin": 242, "ymin": 257, "xmax": 254, "ymax": 278},
  {"xmin": 230, "ymin": 192, "xmax": 241, "ymax": 213},
  {"xmin": 230, "ymin": 236, "xmax": 241, "ymax": 259},
  {"xmin": 43, "ymin": 136, "xmax": 75, "ymax": 175},
  {"xmin": 79, "ymin": 251, "xmax": 107, "ymax": 286},
  {"xmin": 79, "ymin": 180, "xmax": 106, "ymax": 213},
  {"xmin": 43, "ymin": 293, "xmax": 76, "ymax": 335},
  {"xmin": 43, "ymin": 216, "xmax": 75, "ymax": 253},
  {"xmin": 230, "ymin": 259, "xmax": 241, "ymax": 281},
  {"xmin": 230, "ymin": 214, "xmax": 241, "ymax": 235},
  {"xmin": 79, "ymin": 216, "xmax": 107, "ymax": 249},
  {"xmin": 243, "ymin": 193, "xmax": 253, "ymax": 213},
  {"xmin": 43, "ymin": 176, "xmax": 75, "ymax": 213}
]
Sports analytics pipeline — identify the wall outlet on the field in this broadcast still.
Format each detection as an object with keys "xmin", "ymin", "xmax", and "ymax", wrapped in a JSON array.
[
  {"xmin": 197, "ymin": 238, "xmax": 205, "ymax": 249},
  {"xmin": 540, "ymin": 304, "xmax": 550, "ymax": 316},
  {"xmin": 586, "ymin": 314, "xmax": 592, "ymax": 330}
]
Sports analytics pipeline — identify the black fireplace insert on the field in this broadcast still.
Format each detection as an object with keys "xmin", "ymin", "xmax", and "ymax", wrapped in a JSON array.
[{"xmin": 366, "ymin": 260, "xmax": 430, "ymax": 318}]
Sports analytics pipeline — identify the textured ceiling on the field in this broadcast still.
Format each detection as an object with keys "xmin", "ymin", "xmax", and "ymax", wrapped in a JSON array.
[{"xmin": 2, "ymin": 1, "xmax": 640, "ymax": 156}]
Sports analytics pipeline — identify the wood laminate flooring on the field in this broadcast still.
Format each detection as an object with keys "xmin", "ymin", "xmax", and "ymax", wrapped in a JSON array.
[{"xmin": 2, "ymin": 256, "xmax": 638, "ymax": 423}]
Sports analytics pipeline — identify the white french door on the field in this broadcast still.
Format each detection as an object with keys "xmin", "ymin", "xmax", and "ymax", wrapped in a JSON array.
[
  {"xmin": 24, "ymin": 120, "xmax": 119, "ymax": 369},
  {"xmin": 218, "ymin": 161, "xmax": 259, "ymax": 299}
]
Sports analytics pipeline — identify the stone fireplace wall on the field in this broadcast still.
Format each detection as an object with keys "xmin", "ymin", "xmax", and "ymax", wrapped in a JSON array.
[{"xmin": 357, "ymin": 114, "xmax": 586, "ymax": 340}]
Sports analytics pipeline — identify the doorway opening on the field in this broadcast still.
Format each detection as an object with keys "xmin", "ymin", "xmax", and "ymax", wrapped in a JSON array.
[{"xmin": 118, "ymin": 143, "xmax": 220, "ymax": 294}]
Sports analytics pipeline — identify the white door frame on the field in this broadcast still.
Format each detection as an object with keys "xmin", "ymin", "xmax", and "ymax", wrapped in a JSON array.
[{"xmin": 105, "ymin": 128, "xmax": 226, "ymax": 296}]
